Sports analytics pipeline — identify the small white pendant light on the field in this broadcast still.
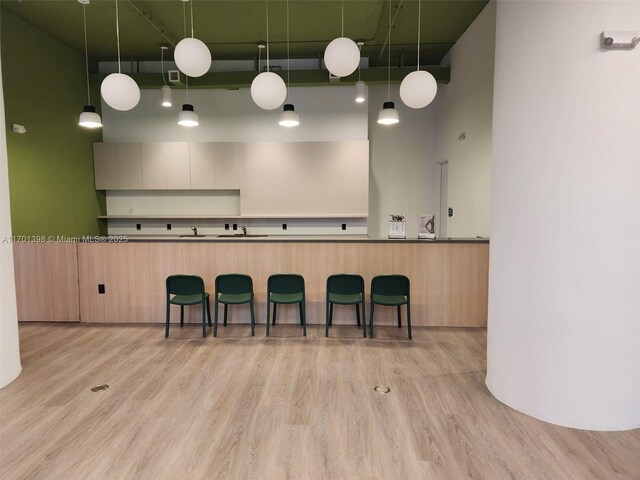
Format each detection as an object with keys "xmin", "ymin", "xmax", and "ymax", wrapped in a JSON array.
[
  {"xmin": 178, "ymin": 103, "xmax": 199, "ymax": 127},
  {"xmin": 100, "ymin": 0, "xmax": 140, "ymax": 111},
  {"xmin": 324, "ymin": 0, "xmax": 360, "ymax": 78},
  {"xmin": 354, "ymin": 42, "xmax": 366, "ymax": 103},
  {"xmin": 78, "ymin": 0, "xmax": 102, "ymax": 128},
  {"xmin": 160, "ymin": 46, "xmax": 172, "ymax": 107},
  {"xmin": 279, "ymin": 0, "xmax": 299, "ymax": 127},
  {"xmin": 174, "ymin": 0, "xmax": 211, "ymax": 78},
  {"xmin": 378, "ymin": 0, "xmax": 399, "ymax": 126},
  {"xmin": 399, "ymin": 0, "xmax": 437, "ymax": 109},
  {"xmin": 251, "ymin": 0, "xmax": 287, "ymax": 110}
]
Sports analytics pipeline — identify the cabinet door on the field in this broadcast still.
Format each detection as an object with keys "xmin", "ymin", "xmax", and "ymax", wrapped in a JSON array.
[
  {"xmin": 116, "ymin": 143, "xmax": 142, "ymax": 189},
  {"xmin": 214, "ymin": 143, "xmax": 240, "ymax": 189},
  {"xmin": 141, "ymin": 142, "xmax": 190, "ymax": 189},
  {"xmin": 93, "ymin": 143, "xmax": 118, "ymax": 190},
  {"xmin": 189, "ymin": 142, "xmax": 216, "ymax": 189}
]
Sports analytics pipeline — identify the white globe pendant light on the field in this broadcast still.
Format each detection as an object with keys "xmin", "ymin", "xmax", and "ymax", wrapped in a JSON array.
[
  {"xmin": 251, "ymin": 0, "xmax": 287, "ymax": 110},
  {"xmin": 251, "ymin": 72, "xmax": 287, "ymax": 110},
  {"xmin": 325, "ymin": 37, "xmax": 360, "ymax": 77},
  {"xmin": 100, "ymin": 0, "xmax": 139, "ymax": 111},
  {"xmin": 324, "ymin": 1, "xmax": 360, "ymax": 78},
  {"xmin": 174, "ymin": 0, "xmax": 211, "ymax": 78},
  {"xmin": 399, "ymin": 0, "xmax": 438, "ymax": 109},
  {"xmin": 174, "ymin": 37, "xmax": 211, "ymax": 78},
  {"xmin": 400, "ymin": 70, "xmax": 437, "ymax": 108},
  {"xmin": 101, "ymin": 73, "xmax": 140, "ymax": 111}
]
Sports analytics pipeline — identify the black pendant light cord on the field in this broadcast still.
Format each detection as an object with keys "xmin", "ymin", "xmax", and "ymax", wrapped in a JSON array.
[
  {"xmin": 417, "ymin": 0, "xmax": 421, "ymax": 72},
  {"xmin": 387, "ymin": 0, "xmax": 391, "ymax": 101},
  {"xmin": 115, "ymin": 0, "xmax": 121, "ymax": 74},
  {"xmin": 83, "ymin": 4, "xmax": 91, "ymax": 104}
]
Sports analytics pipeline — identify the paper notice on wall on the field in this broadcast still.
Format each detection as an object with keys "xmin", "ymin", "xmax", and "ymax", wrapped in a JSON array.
[
  {"xmin": 418, "ymin": 214, "xmax": 436, "ymax": 239},
  {"xmin": 388, "ymin": 214, "xmax": 406, "ymax": 239}
]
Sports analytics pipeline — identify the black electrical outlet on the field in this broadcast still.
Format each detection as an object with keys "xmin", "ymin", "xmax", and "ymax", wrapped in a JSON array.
[
  {"xmin": 166, "ymin": 224, "xmax": 172, "ymax": 230},
  {"xmin": 341, "ymin": 223, "xmax": 347, "ymax": 231},
  {"xmin": 448, "ymin": 208, "xmax": 454, "ymax": 218},
  {"xmin": 98, "ymin": 284, "xmax": 105, "ymax": 294},
  {"xmin": 233, "ymin": 224, "xmax": 237, "ymax": 230},
  {"xmin": 282, "ymin": 223, "xmax": 288, "ymax": 230},
  {"xmin": 224, "ymin": 224, "xmax": 230, "ymax": 230},
  {"xmin": 136, "ymin": 223, "xmax": 141, "ymax": 230}
]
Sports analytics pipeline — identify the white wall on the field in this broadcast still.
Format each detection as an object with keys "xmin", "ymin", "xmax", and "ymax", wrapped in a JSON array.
[
  {"xmin": 0, "ymin": 58, "xmax": 22, "ymax": 388},
  {"xmin": 437, "ymin": 2, "xmax": 495, "ymax": 238},
  {"xmin": 368, "ymin": 84, "xmax": 441, "ymax": 239},
  {"xmin": 103, "ymin": 86, "xmax": 367, "ymax": 143},
  {"xmin": 487, "ymin": 1, "xmax": 640, "ymax": 431}
]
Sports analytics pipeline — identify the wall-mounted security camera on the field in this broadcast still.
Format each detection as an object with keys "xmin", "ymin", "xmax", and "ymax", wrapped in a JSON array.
[{"xmin": 601, "ymin": 31, "xmax": 639, "ymax": 50}]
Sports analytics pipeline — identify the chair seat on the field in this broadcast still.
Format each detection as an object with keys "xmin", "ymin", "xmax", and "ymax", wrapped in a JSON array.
[
  {"xmin": 218, "ymin": 292, "xmax": 252, "ymax": 304},
  {"xmin": 170, "ymin": 292, "xmax": 209, "ymax": 305},
  {"xmin": 270, "ymin": 292, "xmax": 303, "ymax": 304},
  {"xmin": 329, "ymin": 292, "xmax": 363, "ymax": 304},
  {"xmin": 372, "ymin": 293, "xmax": 407, "ymax": 306}
]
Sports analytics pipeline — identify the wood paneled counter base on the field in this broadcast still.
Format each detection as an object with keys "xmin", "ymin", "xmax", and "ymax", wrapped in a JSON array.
[{"xmin": 14, "ymin": 241, "xmax": 489, "ymax": 327}]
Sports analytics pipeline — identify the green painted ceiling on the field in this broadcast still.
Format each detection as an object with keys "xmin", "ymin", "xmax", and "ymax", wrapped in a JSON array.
[{"xmin": 2, "ymin": 0, "xmax": 488, "ymax": 67}]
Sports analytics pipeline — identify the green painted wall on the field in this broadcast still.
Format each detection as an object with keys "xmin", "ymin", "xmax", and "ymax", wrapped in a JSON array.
[{"xmin": 1, "ymin": 8, "xmax": 105, "ymax": 236}]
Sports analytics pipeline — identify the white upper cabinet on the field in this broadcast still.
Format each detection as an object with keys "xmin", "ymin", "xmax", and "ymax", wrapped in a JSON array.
[
  {"xmin": 188, "ymin": 142, "xmax": 240, "ymax": 190},
  {"xmin": 188, "ymin": 142, "xmax": 216, "ymax": 190},
  {"xmin": 141, "ymin": 142, "xmax": 190, "ymax": 190},
  {"xmin": 93, "ymin": 143, "xmax": 142, "ymax": 190},
  {"xmin": 213, "ymin": 143, "xmax": 240, "ymax": 190}
]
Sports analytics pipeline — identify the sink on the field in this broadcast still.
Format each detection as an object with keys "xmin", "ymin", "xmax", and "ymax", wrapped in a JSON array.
[
  {"xmin": 217, "ymin": 234, "xmax": 268, "ymax": 238},
  {"xmin": 179, "ymin": 234, "xmax": 207, "ymax": 237}
]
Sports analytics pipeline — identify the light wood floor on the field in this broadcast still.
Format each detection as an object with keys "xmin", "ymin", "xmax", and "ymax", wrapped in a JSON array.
[{"xmin": 1, "ymin": 324, "xmax": 639, "ymax": 480}]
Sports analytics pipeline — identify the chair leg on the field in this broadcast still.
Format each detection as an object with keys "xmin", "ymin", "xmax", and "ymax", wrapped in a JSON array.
[
  {"xmin": 165, "ymin": 301, "xmax": 170, "ymax": 338},
  {"xmin": 361, "ymin": 301, "xmax": 367, "ymax": 338},
  {"xmin": 407, "ymin": 303, "xmax": 412, "ymax": 340},
  {"xmin": 214, "ymin": 299, "xmax": 219, "ymax": 337},
  {"xmin": 369, "ymin": 300, "xmax": 375, "ymax": 338},
  {"xmin": 266, "ymin": 295, "xmax": 271, "ymax": 337},
  {"xmin": 272, "ymin": 303, "xmax": 277, "ymax": 325},
  {"xmin": 201, "ymin": 301, "xmax": 206, "ymax": 337},
  {"xmin": 356, "ymin": 303, "xmax": 361, "ymax": 326},
  {"xmin": 298, "ymin": 302, "xmax": 304, "ymax": 330},
  {"xmin": 249, "ymin": 299, "xmax": 255, "ymax": 337},
  {"xmin": 325, "ymin": 299, "xmax": 330, "ymax": 337},
  {"xmin": 180, "ymin": 305, "xmax": 184, "ymax": 328},
  {"xmin": 301, "ymin": 301, "xmax": 307, "ymax": 337},
  {"xmin": 223, "ymin": 304, "xmax": 228, "ymax": 326},
  {"xmin": 329, "ymin": 303, "xmax": 334, "ymax": 326},
  {"xmin": 206, "ymin": 297, "xmax": 212, "ymax": 326},
  {"xmin": 397, "ymin": 305, "xmax": 402, "ymax": 328}
]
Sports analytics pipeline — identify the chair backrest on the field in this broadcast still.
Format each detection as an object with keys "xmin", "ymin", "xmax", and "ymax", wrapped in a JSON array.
[
  {"xmin": 371, "ymin": 275, "xmax": 410, "ymax": 296},
  {"xmin": 216, "ymin": 274, "xmax": 253, "ymax": 294},
  {"xmin": 327, "ymin": 274, "xmax": 364, "ymax": 295},
  {"xmin": 268, "ymin": 274, "xmax": 305, "ymax": 295},
  {"xmin": 166, "ymin": 275, "xmax": 205, "ymax": 296}
]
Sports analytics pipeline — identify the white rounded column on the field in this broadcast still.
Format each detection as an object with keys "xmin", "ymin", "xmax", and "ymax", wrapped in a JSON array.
[
  {"xmin": 487, "ymin": 1, "xmax": 640, "ymax": 430},
  {"xmin": 0, "ymin": 58, "xmax": 22, "ymax": 388}
]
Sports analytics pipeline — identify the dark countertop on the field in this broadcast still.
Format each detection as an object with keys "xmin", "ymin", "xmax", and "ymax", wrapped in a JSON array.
[{"xmin": 92, "ymin": 235, "xmax": 490, "ymax": 244}]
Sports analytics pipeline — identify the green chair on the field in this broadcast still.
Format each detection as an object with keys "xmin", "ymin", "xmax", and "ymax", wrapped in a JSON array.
[
  {"xmin": 214, "ymin": 274, "xmax": 256, "ymax": 337},
  {"xmin": 326, "ymin": 274, "xmax": 366, "ymax": 338},
  {"xmin": 165, "ymin": 275, "xmax": 211, "ymax": 338},
  {"xmin": 266, "ymin": 274, "xmax": 306, "ymax": 337},
  {"xmin": 369, "ymin": 275, "xmax": 412, "ymax": 340}
]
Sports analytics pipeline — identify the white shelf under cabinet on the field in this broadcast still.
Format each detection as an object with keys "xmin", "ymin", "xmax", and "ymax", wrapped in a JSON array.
[{"xmin": 98, "ymin": 214, "xmax": 368, "ymax": 220}]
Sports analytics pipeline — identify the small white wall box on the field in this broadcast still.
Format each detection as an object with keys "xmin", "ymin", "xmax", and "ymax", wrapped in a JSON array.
[
  {"xmin": 601, "ymin": 31, "xmax": 639, "ymax": 50},
  {"xmin": 418, "ymin": 214, "xmax": 436, "ymax": 239},
  {"xmin": 388, "ymin": 214, "xmax": 406, "ymax": 239},
  {"xmin": 12, "ymin": 124, "xmax": 26, "ymax": 134},
  {"xmin": 168, "ymin": 70, "xmax": 182, "ymax": 84}
]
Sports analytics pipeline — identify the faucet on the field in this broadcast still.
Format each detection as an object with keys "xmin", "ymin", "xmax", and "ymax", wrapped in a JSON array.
[
  {"xmin": 191, "ymin": 227, "xmax": 198, "ymax": 236},
  {"xmin": 241, "ymin": 226, "xmax": 247, "ymax": 236}
]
